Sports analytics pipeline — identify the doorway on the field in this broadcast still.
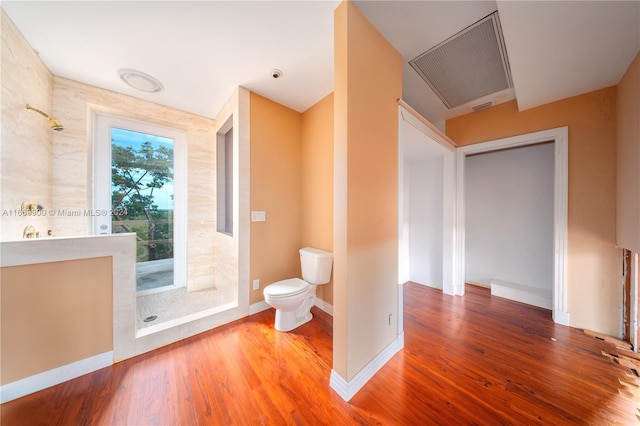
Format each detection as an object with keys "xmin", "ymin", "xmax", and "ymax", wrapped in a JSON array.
[
  {"xmin": 455, "ymin": 127, "xmax": 569, "ymax": 325},
  {"xmin": 465, "ymin": 142, "xmax": 554, "ymax": 307},
  {"xmin": 398, "ymin": 104, "xmax": 456, "ymax": 295}
]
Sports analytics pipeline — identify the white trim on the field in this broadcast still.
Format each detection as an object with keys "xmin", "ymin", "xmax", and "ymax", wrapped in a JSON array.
[
  {"xmin": 454, "ymin": 148, "xmax": 467, "ymax": 296},
  {"xmin": 442, "ymin": 153, "xmax": 456, "ymax": 296},
  {"xmin": 455, "ymin": 127, "xmax": 569, "ymax": 324},
  {"xmin": 397, "ymin": 282, "xmax": 404, "ymax": 337},
  {"xmin": 466, "ymin": 280, "xmax": 490, "ymax": 289},
  {"xmin": 397, "ymin": 99, "xmax": 457, "ymax": 150},
  {"xmin": 329, "ymin": 335, "xmax": 404, "ymax": 402},
  {"xmin": 136, "ymin": 302, "xmax": 238, "ymax": 338},
  {"xmin": 552, "ymin": 309, "xmax": 570, "ymax": 326},
  {"xmin": 0, "ymin": 351, "xmax": 113, "ymax": 404},
  {"xmin": 397, "ymin": 330, "xmax": 405, "ymax": 349},
  {"xmin": 250, "ymin": 300, "xmax": 271, "ymax": 315},
  {"xmin": 314, "ymin": 298, "xmax": 334, "ymax": 316},
  {"xmin": 398, "ymin": 107, "xmax": 410, "ymax": 286}
]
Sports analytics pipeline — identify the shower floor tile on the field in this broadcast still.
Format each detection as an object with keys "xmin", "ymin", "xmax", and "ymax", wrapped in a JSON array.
[{"xmin": 136, "ymin": 286, "xmax": 226, "ymax": 329}]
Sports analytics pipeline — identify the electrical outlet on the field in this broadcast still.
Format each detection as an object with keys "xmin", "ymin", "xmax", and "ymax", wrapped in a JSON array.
[
  {"xmin": 253, "ymin": 279, "xmax": 260, "ymax": 290},
  {"xmin": 251, "ymin": 211, "xmax": 266, "ymax": 222}
]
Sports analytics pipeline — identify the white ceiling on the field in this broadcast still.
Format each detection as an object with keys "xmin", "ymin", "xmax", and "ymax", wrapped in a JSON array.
[
  {"xmin": 2, "ymin": 1, "xmax": 639, "ymax": 129},
  {"xmin": 497, "ymin": 1, "xmax": 640, "ymax": 111},
  {"xmin": 2, "ymin": 1, "xmax": 340, "ymax": 119}
]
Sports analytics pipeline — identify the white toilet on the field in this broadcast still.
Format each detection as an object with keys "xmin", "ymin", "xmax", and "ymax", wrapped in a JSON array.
[{"xmin": 263, "ymin": 247, "xmax": 333, "ymax": 332}]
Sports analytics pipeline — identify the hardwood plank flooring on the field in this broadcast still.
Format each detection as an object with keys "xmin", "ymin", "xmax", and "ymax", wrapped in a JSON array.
[{"xmin": 2, "ymin": 283, "xmax": 639, "ymax": 425}]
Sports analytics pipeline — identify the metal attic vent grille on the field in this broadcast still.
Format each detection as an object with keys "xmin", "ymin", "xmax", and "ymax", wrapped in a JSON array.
[{"xmin": 409, "ymin": 11, "xmax": 513, "ymax": 109}]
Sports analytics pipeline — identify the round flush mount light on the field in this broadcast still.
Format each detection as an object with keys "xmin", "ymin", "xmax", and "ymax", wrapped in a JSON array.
[
  {"xmin": 118, "ymin": 68, "xmax": 164, "ymax": 93},
  {"xmin": 271, "ymin": 69, "xmax": 283, "ymax": 79}
]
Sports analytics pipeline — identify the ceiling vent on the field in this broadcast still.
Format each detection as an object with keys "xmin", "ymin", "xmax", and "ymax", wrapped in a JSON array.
[{"xmin": 409, "ymin": 11, "xmax": 513, "ymax": 109}]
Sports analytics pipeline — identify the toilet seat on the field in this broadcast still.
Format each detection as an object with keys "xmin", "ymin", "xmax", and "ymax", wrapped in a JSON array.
[{"xmin": 264, "ymin": 278, "xmax": 309, "ymax": 299}]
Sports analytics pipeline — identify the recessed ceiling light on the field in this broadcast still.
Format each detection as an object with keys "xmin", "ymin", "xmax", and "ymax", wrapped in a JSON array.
[{"xmin": 118, "ymin": 68, "xmax": 164, "ymax": 93}]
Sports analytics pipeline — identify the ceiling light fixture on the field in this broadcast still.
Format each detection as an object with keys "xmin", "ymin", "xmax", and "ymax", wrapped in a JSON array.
[
  {"xmin": 118, "ymin": 68, "xmax": 164, "ymax": 93},
  {"xmin": 271, "ymin": 69, "xmax": 283, "ymax": 79}
]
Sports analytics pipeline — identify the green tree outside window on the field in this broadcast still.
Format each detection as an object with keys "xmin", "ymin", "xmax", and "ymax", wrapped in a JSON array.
[{"xmin": 111, "ymin": 136, "xmax": 174, "ymax": 263}]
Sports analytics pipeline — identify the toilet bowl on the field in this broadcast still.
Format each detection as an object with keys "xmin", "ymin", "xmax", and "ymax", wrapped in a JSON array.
[
  {"xmin": 263, "ymin": 247, "xmax": 333, "ymax": 332},
  {"xmin": 264, "ymin": 278, "xmax": 317, "ymax": 331}
]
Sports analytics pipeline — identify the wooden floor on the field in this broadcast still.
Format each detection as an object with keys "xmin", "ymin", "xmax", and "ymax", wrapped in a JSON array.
[{"xmin": 3, "ymin": 283, "xmax": 639, "ymax": 425}]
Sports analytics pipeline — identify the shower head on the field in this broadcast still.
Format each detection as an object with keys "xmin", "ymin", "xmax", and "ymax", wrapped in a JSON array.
[
  {"xmin": 48, "ymin": 118, "xmax": 64, "ymax": 131},
  {"xmin": 26, "ymin": 104, "xmax": 64, "ymax": 131}
]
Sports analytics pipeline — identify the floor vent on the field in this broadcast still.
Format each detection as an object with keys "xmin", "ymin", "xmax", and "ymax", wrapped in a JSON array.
[{"xmin": 409, "ymin": 11, "xmax": 513, "ymax": 109}]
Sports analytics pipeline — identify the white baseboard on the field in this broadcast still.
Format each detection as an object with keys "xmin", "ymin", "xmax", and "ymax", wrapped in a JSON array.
[
  {"xmin": 330, "ymin": 334, "xmax": 404, "ymax": 402},
  {"xmin": 249, "ymin": 300, "xmax": 271, "ymax": 315},
  {"xmin": 553, "ymin": 310, "xmax": 570, "ymax": 326},
  {"xmin": 0, "ymin": 351, "xmax": 113, "ymax": 404},
  {"xmin": 466, "ymin": 280, "xmax": 490, "ymax": 289},
  {"xmin": 490, "ymin": 279, "xmax": 552, "ymax": 310},
  {"xmin": 314, "ymin": 298, "xmax": 333, "ymax": 316}
]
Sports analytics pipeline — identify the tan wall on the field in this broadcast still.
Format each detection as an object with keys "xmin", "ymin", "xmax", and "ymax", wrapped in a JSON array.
[
  {"xmin": 616, "ymin": 53, "xmax": 640, "ymax": 253},
  {"xmin": 1, "ymin": 11, "xmax": 53, "ymax": 240},
  {"xmin": 249, "ymin": 93, "xmax": 302, "ymax": 304},
  {"xmin": 334, "ymin": 1, "xmax": 402, "ymax": 380},
  {"xmin": 446, "ymin": 88, "xmax": 621, "ymax": 335},
  {"xmin": 1, "ymin": 257, "xmax": 113, "ymax": 384},
  {"xmin": 301, "ymin": 93, "xmax": 334, "ymax": 304}
]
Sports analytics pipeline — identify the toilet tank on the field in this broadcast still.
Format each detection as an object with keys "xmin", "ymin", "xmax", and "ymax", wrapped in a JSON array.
[{"xmin": 299, "ymin": 247, "xmax": 333, "ymax": 285}]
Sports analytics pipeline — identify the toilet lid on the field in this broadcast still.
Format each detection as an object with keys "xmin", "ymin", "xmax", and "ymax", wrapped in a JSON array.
[{"xmin": 264, "ymin": 278, "xmax": 309, "ymax": 298}]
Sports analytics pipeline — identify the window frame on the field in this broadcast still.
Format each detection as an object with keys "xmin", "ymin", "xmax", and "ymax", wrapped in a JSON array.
[{"xmin": 94, "ymin": 113, "xmax": 187, "ymax": 289}]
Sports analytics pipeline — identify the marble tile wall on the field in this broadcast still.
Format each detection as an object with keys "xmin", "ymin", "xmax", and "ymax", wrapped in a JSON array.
[
  {"xmin": 1, "ymin": 11, "xmax": 53, "ymax": 240},
  {"xmin": 52, "ymin": 76, "xmax": 228, "ymax": 294}
]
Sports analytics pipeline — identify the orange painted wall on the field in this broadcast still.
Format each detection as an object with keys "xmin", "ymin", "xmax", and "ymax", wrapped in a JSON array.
[
  {"xmin": 616, "ymin": 52, "xmax": 640, "ymax": 253},
  {"xmin": 301, "ymin": 93, "xmax": 334, "ymax": 305},
  {"xmin": 1, "ymin": 257, "xmax": 113, "ymax": 384},
  {"xmin": 447, "ymin": 88, "xmax": 621, "ymax": 335},
  {"xmin": 334, "ymin": 1, "xmax": 402, "ymax": 380},
  {"xmin": 249, "ymin": 93, "xmax": 302, "ymax": 305}
]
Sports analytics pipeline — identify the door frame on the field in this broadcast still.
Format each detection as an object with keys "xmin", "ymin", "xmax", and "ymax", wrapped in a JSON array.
[{"xmin": 454, "ymin": 127, "xmax": 569, "ymax": 325}]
